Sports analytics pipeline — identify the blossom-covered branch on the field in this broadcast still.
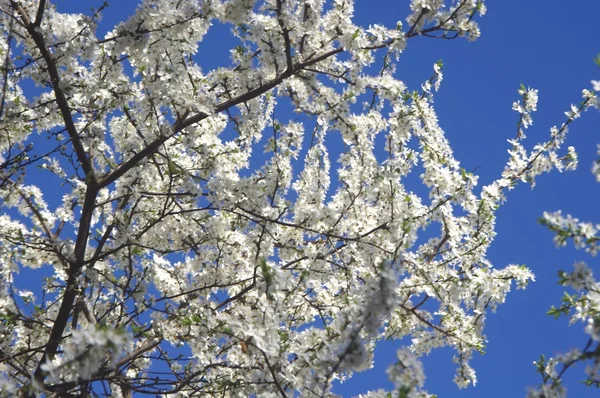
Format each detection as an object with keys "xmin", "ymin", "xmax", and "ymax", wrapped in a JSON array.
[{"xmin": 0, "ymin": 0, "xmax": 595, "ymax": 397}]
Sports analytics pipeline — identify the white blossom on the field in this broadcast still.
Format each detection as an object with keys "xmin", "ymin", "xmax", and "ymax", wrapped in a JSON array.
[{"xmin": 0, "ymin": 1, "xmax": 596, "ymax": 396}]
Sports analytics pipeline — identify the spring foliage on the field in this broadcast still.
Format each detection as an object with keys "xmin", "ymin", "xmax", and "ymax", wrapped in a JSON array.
[{"xmin": 0, "ymin": 0, "xmax": 598, "ymax": 397}]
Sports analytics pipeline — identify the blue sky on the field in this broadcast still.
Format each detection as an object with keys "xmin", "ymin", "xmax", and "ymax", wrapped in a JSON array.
[{"xmin": 30, "ymin": 0, "xmax": 600, "ymax": 396}]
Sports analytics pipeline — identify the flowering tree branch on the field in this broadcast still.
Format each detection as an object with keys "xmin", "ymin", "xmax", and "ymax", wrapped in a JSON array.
[{"xmin": 0, "ymin": 1, "xmax": 596, "ymax": 397}]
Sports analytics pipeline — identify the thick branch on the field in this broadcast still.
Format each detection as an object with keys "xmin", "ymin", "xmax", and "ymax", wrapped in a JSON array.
[
  {"xmin": 31, "ymin": 183, "xmax": 98, "ymax": 389},
  {"xmin": 12, "ymin": 1, "xmax": 97, "ymax": 184},
  {"xmin": 99, "ymin": 46, "xmax": 344, "ymax": 189}
]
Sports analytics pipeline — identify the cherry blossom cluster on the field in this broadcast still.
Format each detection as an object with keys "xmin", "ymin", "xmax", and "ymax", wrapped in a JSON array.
[{"xmin": 528, "ymin": 81, "xmax": 600, "ymax": 398}]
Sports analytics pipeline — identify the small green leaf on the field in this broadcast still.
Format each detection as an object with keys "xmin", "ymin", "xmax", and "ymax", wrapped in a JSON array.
[
  {"xmin": 131, "ymin": 324, "xmax": 144, "ymax": 334},
  {"xmin": 167, "ymin": 160, "xmax": 184, "ymax": 176},
  {"xmin": 191, "ymin": 314, "xmax": 202, "ymax": 323},
  {"xmin": 398, "ymin": 385, "xmax": 411, "ymax": 398}
]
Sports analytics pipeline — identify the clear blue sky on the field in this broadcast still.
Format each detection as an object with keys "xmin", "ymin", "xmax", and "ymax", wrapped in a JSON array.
[{"xmin": 37, "ymin": 0, "xmax": 600, "ymax": 396}]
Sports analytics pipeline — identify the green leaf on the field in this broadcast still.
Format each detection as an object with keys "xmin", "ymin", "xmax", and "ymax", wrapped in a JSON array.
[
  {"xmin": 546, "ymin": 306, "xmax": 559, "ymax": 318},
  {"xmin": 534, "ymin": 354, "xmax": 546, "ymax": 373},
  {"xmin": 221, "ymin": 326, "xmax": 233, "ymax": 335},
  {"xmin": 398, "ymin": 385, "xmax": 412, "ymax": 398},
  {"xmin": 181, "ymin": 317, "xmax": 193, "ymax": 327},
  {"xmin": 131, "ymin": 324, "xmax": 144, "ymax": 335},
  {"xmin": 557, "ymin": 270, "xmax": 568, "ymax": 285},
  {"xmin": 561, "ymin": 292, "xmax": 575, "ymax": 304},
  {"xmin": 191, "ymin": 314, "xmax": 202, "ymax": 323},
  {"xmin": 474, "ymin": 341, "xmax": 486, "ymax": 354},
  {"xmin": 167, "ymin": 160, "xmax": 184, "ymax": 176}
]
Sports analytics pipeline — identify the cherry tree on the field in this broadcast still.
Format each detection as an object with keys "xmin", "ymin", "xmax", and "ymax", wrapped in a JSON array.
[
  {"xmin": 0, "ymin": 0, "xmax": 596, "ymax": 397},
  {"xmin": 528, "ymin": 78, "xmax": 600, "ymax": 398}
]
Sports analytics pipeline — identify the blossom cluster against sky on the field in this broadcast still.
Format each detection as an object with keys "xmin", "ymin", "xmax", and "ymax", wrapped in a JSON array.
[{"xmin": 43, "ymin": 0, "xmax": 600, "ymax": 396}]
